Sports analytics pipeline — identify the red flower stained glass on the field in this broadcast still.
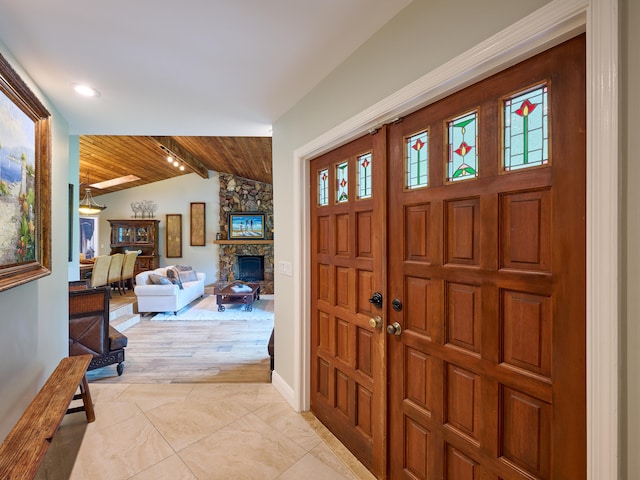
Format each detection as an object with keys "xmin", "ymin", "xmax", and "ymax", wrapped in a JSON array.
[
  {"xmin": 503, "ymin": 85, "xmax": 548, "ymax": 169},
  {"xmin": 455, "ymin": 142, "xmax": 473, "ymax": 157},
  {"xmin": 406, "ymin": 131, "xmax": 428, "ymax": 189},
  {"xmin": 516, "ymin": 99, "xmax": 537, "ymax": 117}
]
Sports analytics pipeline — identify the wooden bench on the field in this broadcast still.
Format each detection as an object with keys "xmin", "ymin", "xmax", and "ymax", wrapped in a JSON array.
[{"xmin": 0, "ymin": 354, "xmax": 95, "ymax": 479}]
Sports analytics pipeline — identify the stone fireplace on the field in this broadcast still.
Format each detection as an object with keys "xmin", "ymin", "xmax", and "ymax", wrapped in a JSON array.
[
  {"xmin": 217, "ymin": 174, "xmax": 274, "ymax": 294},
  {"xmin": 218, "ymin": 243, "xmax": 274, "ymax": 293}
]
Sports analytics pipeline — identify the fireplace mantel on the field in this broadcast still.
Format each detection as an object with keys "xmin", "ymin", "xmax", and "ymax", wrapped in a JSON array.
[{"xmin": 213, "ymin": 240, "xmax": 273, "ymax": 245}]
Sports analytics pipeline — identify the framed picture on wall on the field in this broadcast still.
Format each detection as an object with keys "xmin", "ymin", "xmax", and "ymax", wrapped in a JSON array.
[
  {"xmin": 79, "ymin": 216, "xmax": 98, "ymax": 260},
  {"xmin": 190, "ymin": 202, "xmax": 206, "ymax": 246},
  {"xmin": 0, "ymin": 52, "xmax": 51, "ymax": 292},
  {"xmin": 228, "ymin": 212, "xmax": 265, "ymax": 240},
  {"xmin": 166, "ymin": 214, "xmax": 182, "ymax": 258}
]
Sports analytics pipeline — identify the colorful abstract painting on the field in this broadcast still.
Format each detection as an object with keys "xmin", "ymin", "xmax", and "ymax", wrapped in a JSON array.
[{"xmin": 0, "ymin": 89, "xmax": 36, "ymax": 265}]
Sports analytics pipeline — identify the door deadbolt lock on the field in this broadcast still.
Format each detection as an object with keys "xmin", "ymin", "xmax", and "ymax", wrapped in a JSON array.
[
  {"xmin": 392, "ymin": 299, "xmax": 403, "ymax": 312},
  {"xmin": 386, "ymin": 322, "xmax": 402, "ymax": 336},
  {"xmin": 369, "ymin": 316, "xmax": 383, "ymax": 329},
  {"xmin": 369, "ymin": 292, "xmax": 383, "ymax": 308}
]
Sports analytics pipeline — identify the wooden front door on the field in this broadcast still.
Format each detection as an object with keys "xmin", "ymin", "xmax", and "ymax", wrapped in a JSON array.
[
  {"xmin": 310, "ymin": 35, "xmax": 585, "ymax": 479},
  {"xmin": 310, "ymin": 130, "xmax": 387, "ymax": 477},
  {"xmin": 387, "ymin": 35, "xmax": 585, "ymax": 479}
]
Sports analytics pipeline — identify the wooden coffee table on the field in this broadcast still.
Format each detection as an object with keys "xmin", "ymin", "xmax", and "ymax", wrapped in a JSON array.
[{"xmin": 214, "ymin": 283, "xmax": 260, "ymax": 312}]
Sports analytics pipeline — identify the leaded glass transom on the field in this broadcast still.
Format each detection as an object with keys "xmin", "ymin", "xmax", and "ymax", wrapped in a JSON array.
[
  {"xmin": 406, "ymin": 130, "xmax": 428, "ymax": 189},
  {"xmin": 447, "ymin": 111, "xmax": 478, "ymax": 182},
  {"xmin": 503, "ymin": 85, "xmax": 548, "ymax": 170},
  {"xmin": 318, "ymin": 168, "xmax": 329, "ymax": 206},
  {"xmin": 336, "ymin": 161, "xmax": 349, "ymax": 203},
  {"xmin": 357, "ymin": 153, "xmax": 372, "ymax": 199}
]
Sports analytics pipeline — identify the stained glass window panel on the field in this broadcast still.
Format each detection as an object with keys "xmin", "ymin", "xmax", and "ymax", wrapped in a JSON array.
[
  {"xmin": 447, "ymin": 111, "xmax": 478, "ymax": 182},
  {"xmin": 504, "ymin": 85, "xmax": 548, "ymax": 171},
  {"xmin": 357, "ymin": 153, "xmax": 372, "ymax": 199},
  {"xmin": 406, "ymin": 130, "xmax": 428, "ymax": 189},
  {"xmin": 336, "ymin": 161, "xmax": 349, "ymax": 203},
  {"xmin": 318, "ymin": 168, "xmax": 329, "ymax": 206}
]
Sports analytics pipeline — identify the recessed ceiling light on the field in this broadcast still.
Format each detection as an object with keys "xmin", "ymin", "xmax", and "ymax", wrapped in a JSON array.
[{"xmin": 73, "ymin": 84, "xmax": 100, "ymax": 97}]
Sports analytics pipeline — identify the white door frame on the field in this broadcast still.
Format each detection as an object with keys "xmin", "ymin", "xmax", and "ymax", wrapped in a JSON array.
[{"xmin": 290, "ymin": 1, "xmax": 618, "ymax": 478}]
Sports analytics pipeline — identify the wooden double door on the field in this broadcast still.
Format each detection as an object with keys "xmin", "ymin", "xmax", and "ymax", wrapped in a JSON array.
[{"xmin": 310, "ymin": 35, "xmax": 586, "ymax": 479}]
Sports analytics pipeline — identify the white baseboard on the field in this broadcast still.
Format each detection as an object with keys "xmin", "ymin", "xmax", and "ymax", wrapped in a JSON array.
[{"xmin": 270, "ymin": 370, "xmax": 297, "ymax": 411}]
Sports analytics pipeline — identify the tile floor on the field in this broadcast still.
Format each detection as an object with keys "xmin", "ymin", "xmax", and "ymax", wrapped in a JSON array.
[{"xmin": 36, "ymin": 382, "xmax": 375, "ymax": 480}]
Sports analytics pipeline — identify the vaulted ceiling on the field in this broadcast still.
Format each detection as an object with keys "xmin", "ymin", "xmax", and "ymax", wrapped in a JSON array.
[{"xmin": 79, "ymin": 136, "xmax": 272, "ymax": 196}]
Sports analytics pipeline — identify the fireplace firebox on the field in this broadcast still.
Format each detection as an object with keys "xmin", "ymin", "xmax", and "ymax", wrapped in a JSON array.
[{"xmin": 237, "ymin": 255, "xmax": 265, "ymax": 282}]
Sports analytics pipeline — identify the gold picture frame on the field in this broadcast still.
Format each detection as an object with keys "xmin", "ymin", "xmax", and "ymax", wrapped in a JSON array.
[
  {"xmin": 165, "ymin": 214, "xmax": 182, "ymax": 258},
  {"xmin": 0, "ymin": 53, "xmax": 51, "ymax": 292},
  {"xmin": 190, "ymin": 202, "xmax": 206, "ymax": 246}
]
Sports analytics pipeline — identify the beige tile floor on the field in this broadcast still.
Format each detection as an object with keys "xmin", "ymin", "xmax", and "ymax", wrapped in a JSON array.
[{"xmin": 36, "ymin": 382, "xmax": 375, "ymax": 480}]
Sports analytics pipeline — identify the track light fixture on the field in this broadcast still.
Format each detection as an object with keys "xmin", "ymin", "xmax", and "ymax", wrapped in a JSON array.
[{"xmin": 160, "ymin": 145, "xmax": 188, "ymax": 172}]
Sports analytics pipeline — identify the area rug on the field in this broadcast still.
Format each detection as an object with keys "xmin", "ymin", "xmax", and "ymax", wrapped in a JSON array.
[{"xmin": 151, "ymin": 294, "xmax": 274, "ymax": 321}]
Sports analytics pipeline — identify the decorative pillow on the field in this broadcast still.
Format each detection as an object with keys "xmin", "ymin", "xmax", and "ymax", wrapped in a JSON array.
[
  {"xmin": 178, "ymin": 269, "xmax": 198, "ymax": 283},
  {"xmin": 175, "ymin": 265, "xmax": 193, "ymax": 271},
  {"xmin": 166, "ymin": 268, "xmax": 184, "ymax": 289},
  {"xmin": 148, "ymin": 273, "xmax": 172, "ymax": 285}
]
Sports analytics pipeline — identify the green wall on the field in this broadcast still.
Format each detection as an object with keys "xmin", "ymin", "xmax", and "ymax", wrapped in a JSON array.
[
  {"xmin": 623, "ymin": 0, "xmax": 639, "ymax": 477},
  {"xmin": 0, "ymin": 45, "xmax": 72, "ymax": 440}
]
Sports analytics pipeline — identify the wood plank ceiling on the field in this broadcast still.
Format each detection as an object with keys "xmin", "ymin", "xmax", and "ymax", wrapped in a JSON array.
[{"xmin": 79, "ymin": 136, "xmax": 272, "ymax": 197}]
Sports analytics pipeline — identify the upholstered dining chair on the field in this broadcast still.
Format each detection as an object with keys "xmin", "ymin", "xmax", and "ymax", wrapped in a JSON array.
[
  {"xmin": 107, "ymin": 253, "xmax": 124, "ymax": 295},
  {"xmin": 120, "ymin": 251, "xmax": 139, "ymax": 292},
  {"xmin": 89, "ymin": 255, "xmax": 112, "ymax": 290}
]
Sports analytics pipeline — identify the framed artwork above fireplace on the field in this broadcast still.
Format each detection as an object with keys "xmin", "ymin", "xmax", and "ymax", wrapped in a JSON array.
[{"xmin": 228, "ymin": 212, "xmax": 265, "ymax": 240}]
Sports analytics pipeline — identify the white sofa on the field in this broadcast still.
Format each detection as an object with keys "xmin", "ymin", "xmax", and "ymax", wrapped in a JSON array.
[{"xmin": 134, "ymin": 266, "xmax": 206, "ymax": 314}]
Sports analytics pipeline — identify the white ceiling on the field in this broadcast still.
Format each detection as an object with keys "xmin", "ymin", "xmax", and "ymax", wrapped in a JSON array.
[{"xmin": 0, "ymin": 0, "xmax": 412, "ymax": 137}]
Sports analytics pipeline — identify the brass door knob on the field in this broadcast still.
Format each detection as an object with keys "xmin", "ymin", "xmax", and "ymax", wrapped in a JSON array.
[
  {"xmin": 369, "ymin": 316, "xmax": 382, "ymax": 329},
  {"xmin": 386, "ymin": 322, "xmax": 402, "ymax": 336}
]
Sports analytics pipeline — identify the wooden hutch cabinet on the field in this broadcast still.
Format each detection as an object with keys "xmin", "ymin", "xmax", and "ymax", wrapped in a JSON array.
[{"xmin": 108, "ymin": 219, "xmax": 160, "ymax": 277}]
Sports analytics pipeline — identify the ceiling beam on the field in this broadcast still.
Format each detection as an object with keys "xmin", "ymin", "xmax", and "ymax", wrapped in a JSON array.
[{"xmin": 150, "ymin": 136, "xmax": 210, "ymax": 179}]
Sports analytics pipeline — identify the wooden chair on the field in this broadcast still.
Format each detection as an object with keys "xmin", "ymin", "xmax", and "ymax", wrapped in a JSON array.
[
  {"xmin": 69, "ymin": 279, "xmax": 89, "ymax": 291},
  {"xmin": 107, "ymin": 253, "xmax": 124, "ymax": 295},
  {"xmin": 120, "ymin": 251, "xmax": 139, "ymax": 292},
  {"xmin": 89, "ymin": 255, "xmax": 111, "ymax": 289},
  {"xmin": 69, "ymin": 284, "xmax": 127, "ymax": 375}
]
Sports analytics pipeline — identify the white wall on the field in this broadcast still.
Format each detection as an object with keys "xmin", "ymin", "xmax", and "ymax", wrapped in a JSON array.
[
  {"xmin": 0, "ymin": 44, "xmax": 71, "ymax": 440},
  {"xmin": 91, "ymin": 172, "xmax": 220, "ymax": 285},
  {"xmin": 271, "ymin": 0, "xmax": 550, "ymax": 399}
]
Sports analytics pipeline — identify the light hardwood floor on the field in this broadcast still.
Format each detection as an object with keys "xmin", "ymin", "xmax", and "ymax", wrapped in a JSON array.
[{"xmin": 89, "ymin": 292, "xmax": 273, "ymax": 384}]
